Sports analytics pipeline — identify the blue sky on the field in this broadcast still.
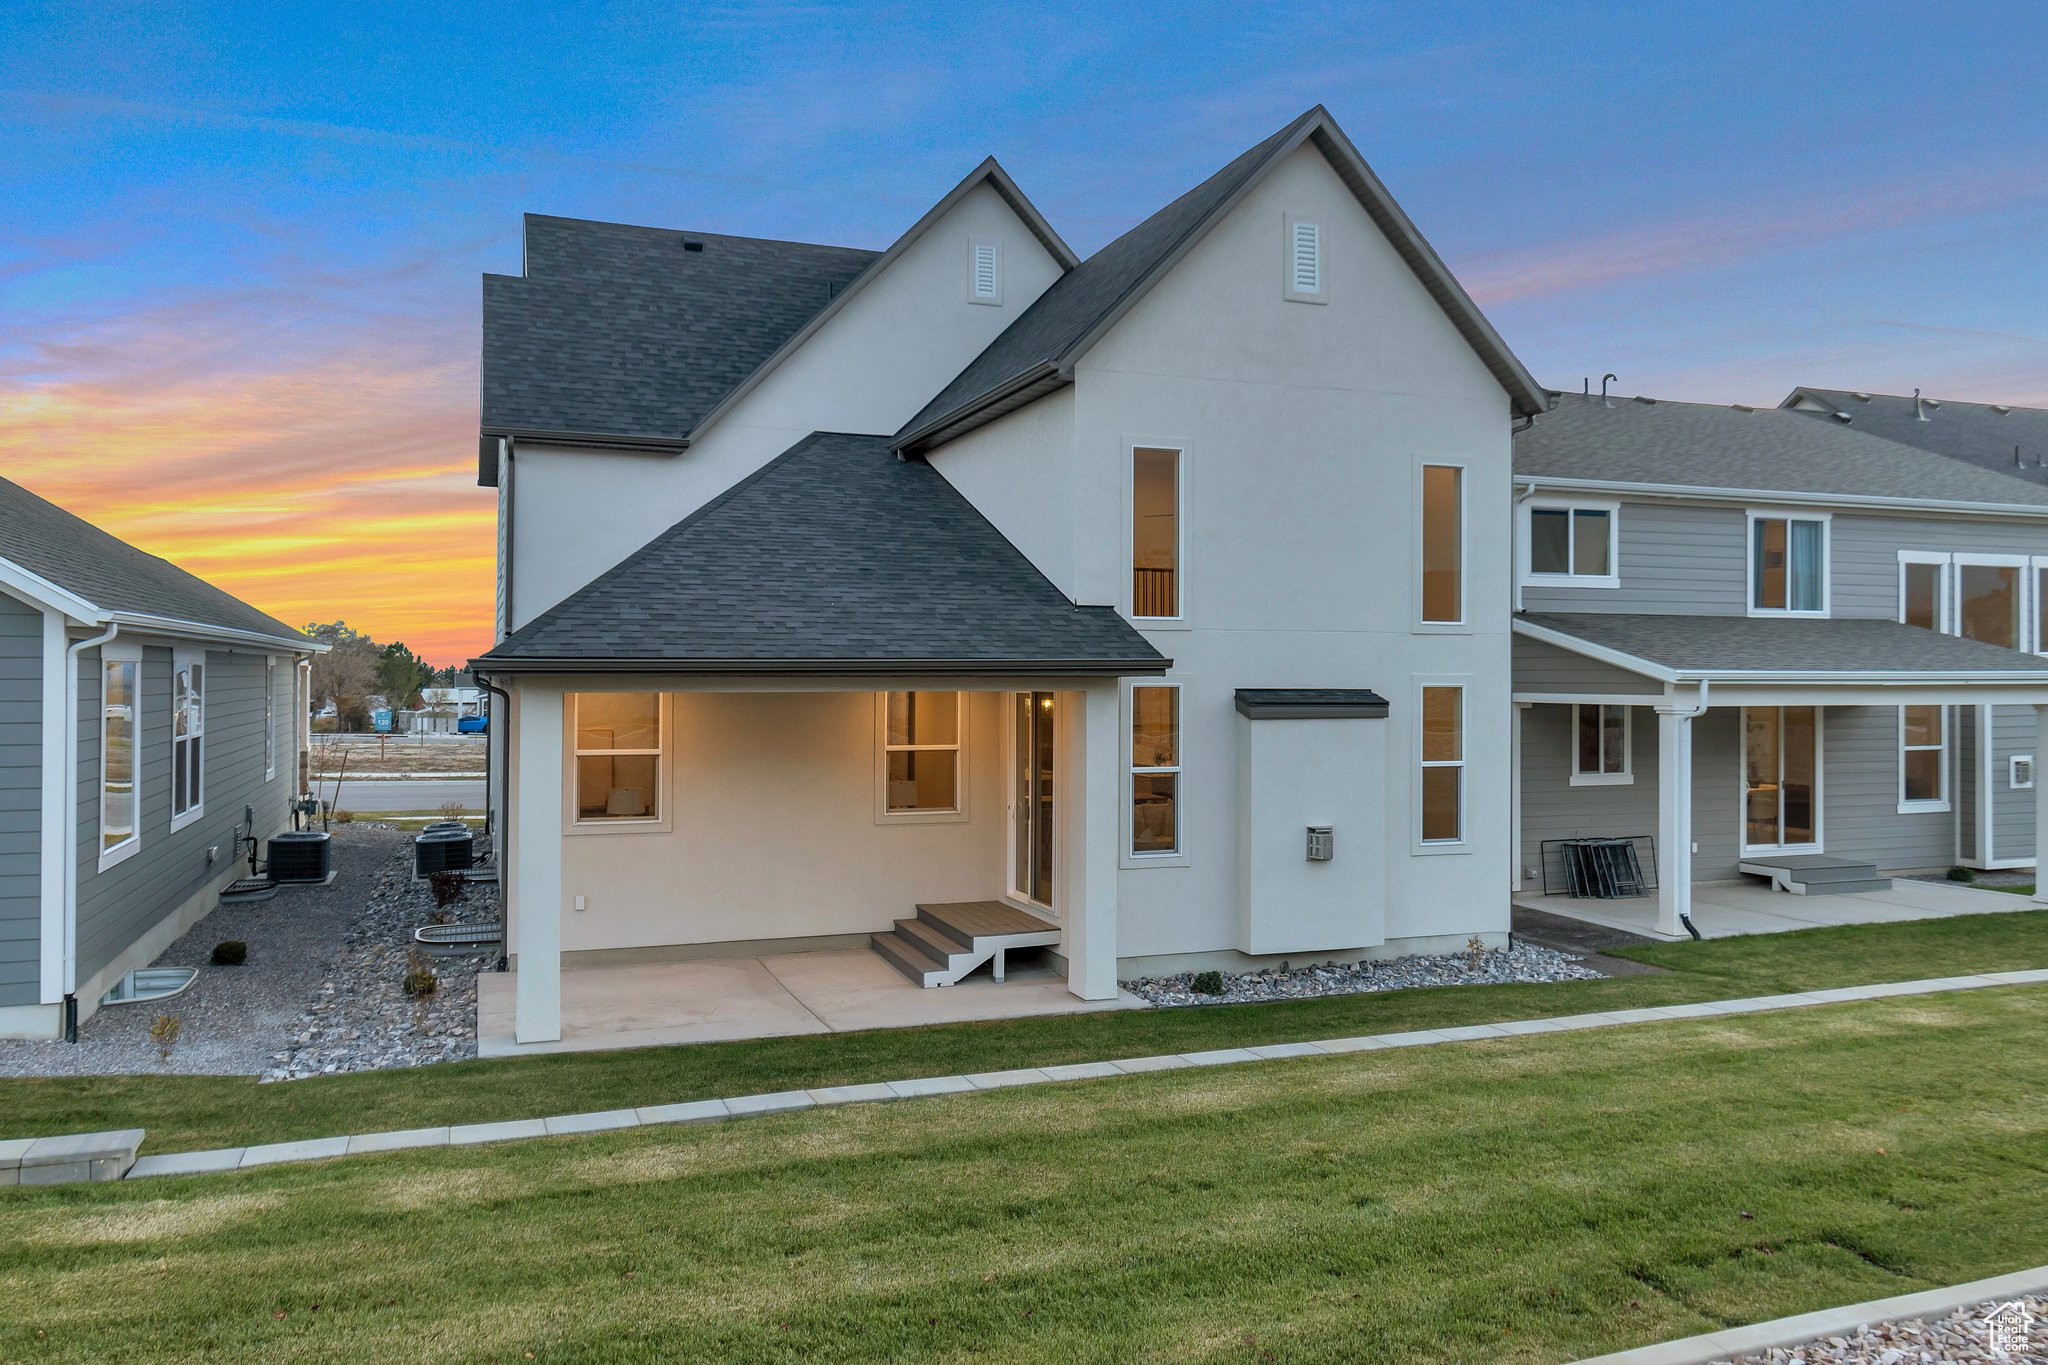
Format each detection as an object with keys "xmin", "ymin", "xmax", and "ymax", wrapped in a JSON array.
[{"xmin": 2, "ymin": 1, "xmax": 2044, "ymax": 658}]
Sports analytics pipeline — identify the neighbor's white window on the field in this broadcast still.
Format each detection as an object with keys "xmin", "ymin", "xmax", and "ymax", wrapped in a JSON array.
[
  {"xmin": 879, "ymin": 691, "xmax": 964, "ymax": 818},
  {"xmin": 170, "ymin": 648, "xmax": 205, "ymax": 829},
  {"xmin": 1132, "ymin": 446, "xmax": 1182, "ymax": 620},
  {"xmin": 2033, "ymin": 557, "xmax": 2048, "ymax": 656},
  {"xmin": 1749, "ymin": 512, "xmax": 1829, "ymax": 615},
  {"xmin": 1954, "ymin": 555, "xmax": 2025, "ymax": 650},
  {"xmin": 1898, "ymin": 552, "xmax": 1948, "ymax": 632},
  {"xmin": 1129, "ymin": 684, "xmax": 1180, "ymax": 857},
  {"xmin": 571, "ymin": 692, "xmax": 663, "ymax": 824},
  {"xmin": 1899, "ymin": 705, "xmax": 1948, "ymax": 813},
  {"xmin": 1284, "ymin": 214, "xmax": 1324, "ymax": 302},
  {"xmin": 1570, "ymin": 704, "xmax": 1631, "ymax": 785},
  {"xmin": 1526, "ymin": 501, "xmax": 1618, "ymax": 585},
  {"xmin": 1420, "ymin": 685, "xmax": 1465, "ymax": 844},
  {"xmin": 99, "ymin": 644, "xmax": 142, "ymax": 866},
  {"xmin": 264, "ymin": 658, "xmax": 277, "ymax": 781},
  {"xmin": 1420, "ymin": 465, "xmax": 1464, "ymax": 624}
]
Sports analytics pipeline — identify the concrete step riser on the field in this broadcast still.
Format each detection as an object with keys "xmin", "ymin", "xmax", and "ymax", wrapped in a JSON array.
[{"xmin": 868, "ymin": 933, "xmax": 943, "ymax": 987}]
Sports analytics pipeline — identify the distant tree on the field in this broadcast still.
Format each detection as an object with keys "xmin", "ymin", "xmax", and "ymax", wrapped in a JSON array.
[
  {"xmin": 376, "ymin": 642, "xmax": 434, "ymax": 712},
  {"xmin": 304, "ymin": 622, "xmax": 379, "ymax": 730}
]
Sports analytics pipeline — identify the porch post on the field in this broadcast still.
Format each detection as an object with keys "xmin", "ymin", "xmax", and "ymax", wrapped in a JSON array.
[
  {"xmin": 1062, "ymin": 681, "xmax": 1121, "ymax": 1001},
  {"xmin": 1655, "ymin": 703, "xmax": 1695, "ymax": 937},
  {"xmin": 514, "ymin": 684, "xmax": 563, "ymax": 1044},
  {"xmin": 2034, "ymin": 706, "xmax": 2048, "ymax": 881}
]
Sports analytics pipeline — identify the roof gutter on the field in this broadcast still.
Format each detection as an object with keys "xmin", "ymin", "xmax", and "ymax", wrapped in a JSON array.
[
  {"xmin": 1514, "ymin": 475, "xmax": 2048, "ymax": 521},
  {"xmin": 479, "ymin": 426, "xmax": 688, "ymax": 454},
  {"xmin": 101, "ymin": 613, "xmax": 322, "ymax": 654},
  {"xmin": 892, "ymin": 361, "xmax": 1063, "ymax": 456}
]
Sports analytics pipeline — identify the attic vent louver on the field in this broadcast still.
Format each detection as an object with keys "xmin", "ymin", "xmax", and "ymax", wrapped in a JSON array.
[
  {"xmin": 682, "ymin": 239, "xmax": 704, "ymax": 253},
  {"xmin": 1291, "ymin": 220, "xmax": 1321, "ymax": 295},
  {"xmin": 969, "ymin": 240, "xmax": 1000, "ymax": 304}
]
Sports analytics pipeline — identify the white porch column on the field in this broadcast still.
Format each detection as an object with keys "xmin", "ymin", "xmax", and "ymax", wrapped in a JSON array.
[
  {"xmin": 1655, "ymin": 703, "xmax": 1695, "ymax": 937},
  {"xmin": 514, "ymin": 684, "xmax": 564, "ymax": 1044},
  {"xmin": 1061, "ymin": 682, "xmax": 1121, "ymax": 1001},
  {"xmin": 2034, "ymin": 706, "xmax": 2048, "ymax": 879}
]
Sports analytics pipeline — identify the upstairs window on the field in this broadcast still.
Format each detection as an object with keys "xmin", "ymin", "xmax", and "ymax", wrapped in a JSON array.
[
  {"xmin": 1284, "ymin": 214, "xmax": 1324, "ymax": 302},
  {"xmin": 1420, "ymin": 465, "xmax": 1464, "ymax": 624},
  {"xmin": 171, "ymin": 649, "xmax": 204, "ymax": 828},
  {"xmin": 1956, "ymin": 557, "xmax": 2023, "ymax": 650},
  {"xmin": 1526, "ymin": 502, "xmax": 1617, "ymax": 585},
  {"xmin": 1132, "ymin": 446, "xmax": 1182, "ymax": 620},
  {"xmin": 1749, "ymin": 513, "xmax": 1828, "ymax": 615},
  {"xmin": 572, "ymin": 692, "xmax": 663, "ymax": 825},
  {"xmin": 1899, "ymin": 553, "xmax": 1947, "ymax": 632},
  {"xmin": 969, "ymin": 240, "xmax": 1001, "ymax": 305},
  {"xmin": 880, "ymin": 691, "xmax": 964, "ymax": 818}
]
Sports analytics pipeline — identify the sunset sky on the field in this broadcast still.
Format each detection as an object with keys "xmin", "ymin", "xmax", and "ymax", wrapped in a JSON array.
[{"xmin": 4, "ymin": 2, "xmax": 2044, "ymax": 665}]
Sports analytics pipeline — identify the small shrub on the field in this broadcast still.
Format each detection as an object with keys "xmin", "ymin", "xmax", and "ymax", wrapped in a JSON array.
[
  {"xmin": 149, "ymin": 1013, "xmax": 183, "ymax": 1063},
  {"xmin": 210, "ymin": 940, "xmax": 248, "ymax": 966},
  {"xmin": 1948, "ymin": 865, "xmax": 1977, "ymax": 883},
  {"xmin": 1191, "ymin": 969, "xmax": 1227, "ymax": 996},
  {"xmin": 428, "ymin": 870, "xmax": 465, "ymax": 908},
  {"xmin": 402, "ymin": 948, "xmax": 438, "ymax": 998},
  {"xmin": 1466, "ymin": 935, "xmax": 1487, "ymax": 970},
  {"xmin": 330, "ymin": 809, "xmax": 356, "ymax": 825},
  {"xmin": 439, "ymin": 800, "xmax": 467, "ymax": 821}
]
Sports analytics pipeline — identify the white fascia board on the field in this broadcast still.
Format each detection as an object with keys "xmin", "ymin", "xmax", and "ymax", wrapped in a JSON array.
[
  {"xmin": 1510, "ymin": 617, "xmax": 1678, "ymax": 683},
  {"xmin": 1513, "ymin": 476, "xmax": 2048, "ymax": 521},
  {"xmin": 0, "ymin": 556, "xmax": 99, "ymax": 622},
  {"xmin": 101, "ymin": 612, "xmax": 324, "ymax": 654}
]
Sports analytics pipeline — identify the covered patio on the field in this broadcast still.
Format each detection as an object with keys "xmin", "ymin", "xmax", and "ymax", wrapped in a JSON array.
[{"xmin": 1514, "ymin": 611, "xmax": 2048, "ymax": 937}]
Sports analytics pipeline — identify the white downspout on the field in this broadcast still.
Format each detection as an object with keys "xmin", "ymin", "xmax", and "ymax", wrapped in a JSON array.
[{"xmin": 61, "ymin": 622, "xmax": 119, "ymax": 1039}]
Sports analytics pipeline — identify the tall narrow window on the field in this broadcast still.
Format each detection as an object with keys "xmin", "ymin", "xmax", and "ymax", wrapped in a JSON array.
[
  {"xmin": 1130, "ymin": 685, "xmax": 1180, "ymax": 856},
  {"xmin": 1420, "ymin": 685, "xmax": 1464, "ymax": 843},
  {"xmin": 1571, "ymin": 704, "xmax": 1631, "ymax": 785},
  {"xmin": 264, "ymin": 658, "xmax": 277, "ymax": 780},
  {"xmin": 1899, "ymin": 706, "xmax": 1947, "ymax": 812},
  {"xmin": 171, "ymin": 650, "xmax": 204, "ymax": 827},
  {"xmin": 100, "ymin": 652, "xmax": 140, "ymax": 860},
  {"xmin": 1132, "ymin": 446, "xmax": 1181, "ymax": 619},
  {"xmin": 1421, "ymin": 465, "xmax": 1463, "ymax": 623},
  {"xmin": 880, "ymin": 691, "xmax": 963, "ymax": 816},
  {"xmin": 1751, "ymin": 514, "xmax": 1826, "ymax": 613},
  {"xmin": 1900, "ymin": 556, "xmax": 1946, "ymax": 631},
  {"xmin": 572, "ymin": 692, "xmax": 663, "ymax": 824},
  {"xmin": 1957, "ymin": 560, "xmax": 2021, "ymax": 649}
]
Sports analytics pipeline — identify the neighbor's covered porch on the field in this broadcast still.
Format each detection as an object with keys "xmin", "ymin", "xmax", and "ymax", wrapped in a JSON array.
[{"xmin": 1513, "ymin": 612, "xmax": 2048, "ymax": 938}]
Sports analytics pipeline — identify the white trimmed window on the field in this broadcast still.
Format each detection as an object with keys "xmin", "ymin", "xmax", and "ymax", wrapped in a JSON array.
[
  {"xmin": 1524, "ymin": 501, "xmax": 1618, "ymax": 586},
  {"xmin": 879, "ymin": 691, "xmax": 965, "ymax": 819},
  {"xmin": 1419, "ymin": 464, "xmax": 1465, "ymax": 625},
  {"xmin": 1953, "ymin": 554, "xmax": 2026, "ymax": 650},
  {"xmin": 99, "ymin": 643, "xmax": 142, "ymax": 868},
  {"xmin": 264, "ymin": 658, "xmax": 277, "ymax": 781},
  {"xmin": 1129, "ymin": 684, "xmax": 1180, "ymax": 857},
  {"xmin": 1284, "ymin": 214, "xmax": 1324, "ymax": 302},
  {"xmin": 571, "ymin": 692, "xmax": 664, "ymax": 825},
  {"xmin": 969, "ymin": 239, "xmax": 1001, "ymax": 305},
  {"xmin": 1898, "ymin": 705, "xmax": 1948, "ymax": 813},
  {"xmin": 170, "ymin": 647, "xmax": 204, "ymax": 829},
  {"xmin": 1748, "ymin": 511, "xmax": 1829, "ymax": 615},
  {"xmin": 1132, "ymin": 445, "xmax": 1183, "ymax": 621},
  {"xmin": 1420, "ymin": 685, "xmax": 1465, "ymax": 844},
  {"xmin": 1898, "ymin": 552, "xmax": 1948, "ymax": 632},
  {"xmin": 1570, "ymin": 704, "xmax": 1631, "ymax": 785}
]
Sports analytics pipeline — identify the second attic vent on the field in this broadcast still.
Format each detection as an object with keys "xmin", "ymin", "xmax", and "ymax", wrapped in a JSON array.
[
  {"xmin": 1291, "ymin": 220, "xmax": 1321, "ymax": 295},
  {"xmin": 970, "ymin": 241, "xmax": 1000, "ymax": 303}
]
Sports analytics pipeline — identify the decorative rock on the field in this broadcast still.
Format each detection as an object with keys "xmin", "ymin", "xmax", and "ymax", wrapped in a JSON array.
[
  {"xmin": 1121, "ymin": 942, "xmax": 1603, "ymax": 1009},
  {"xmin": 1712, "ymin": 1293, "xmax": 2045, "ymax": 1363}
]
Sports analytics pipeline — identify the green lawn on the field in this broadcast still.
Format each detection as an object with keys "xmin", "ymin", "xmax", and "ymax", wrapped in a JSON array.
[
  {"xmin": 4, "ymin": 984, "xmax": 2044, "ymax": 1363},
  {"xmin": 4, "ymin": 910, "xmax": 2045, "ymax": 1156}
]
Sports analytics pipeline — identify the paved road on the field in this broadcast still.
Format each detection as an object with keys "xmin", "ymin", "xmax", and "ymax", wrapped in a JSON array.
[{"xmin": 321, "ymin": 777, "xmax": 486, "ymax": 814}]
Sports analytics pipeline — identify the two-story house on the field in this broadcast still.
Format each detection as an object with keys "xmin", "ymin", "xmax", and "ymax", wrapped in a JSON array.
[
  {"xmin": 471, "ymin": 107, "xmax": 1550, "ymax": 1048},
  {"xmin": 1511, "ymin": 393, "xmax": 2048, "ymax": 938}
]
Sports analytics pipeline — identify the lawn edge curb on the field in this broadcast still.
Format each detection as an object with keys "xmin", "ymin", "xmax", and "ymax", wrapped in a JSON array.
[
  {"xmin": 77, "ymin": 968, "xmax": 2048, "ymax": 1183},
  {"xmin": 1568, "ymin": 1262, "xmax": 2048, "ymax": 1364}
]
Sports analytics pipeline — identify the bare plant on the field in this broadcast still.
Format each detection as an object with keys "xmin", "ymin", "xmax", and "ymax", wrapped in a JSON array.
[
  {"xmin": 438, "ymin": 800, "xmax": 467, "ymax": 822},
  {"xmin": 1465, "ymin": 936, "xmax": 1487, "ymax": 970},
  {"xmin": 402, "ymin": 949, "xmax": 438, "ymax": 998},
  {"xmin": 149, "ymin": 1013, "xmax": 183, "ymax": 1063},
  {"xmin": 428, "ymin": 870, "xmax": 465, "ymax": 909}
]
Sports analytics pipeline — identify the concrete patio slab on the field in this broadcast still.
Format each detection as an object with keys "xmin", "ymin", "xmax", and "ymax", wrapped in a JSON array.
[
  {"xmin": 478, "ymin": 948, "xmax": 1146, "ymax": 1058},
  {"xmin": 1516, "ymin": 876, "xmax": 2032, "ymax": 943}
]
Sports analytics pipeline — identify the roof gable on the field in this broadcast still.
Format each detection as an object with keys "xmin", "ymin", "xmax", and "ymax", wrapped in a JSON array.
[
  {"xmin": 894, "ymin": 106, "xmax": 1547, "ymax": 453},
  {"xmin": 475, "ymin": 432, "xmax": 1167, "ymax": 674}
]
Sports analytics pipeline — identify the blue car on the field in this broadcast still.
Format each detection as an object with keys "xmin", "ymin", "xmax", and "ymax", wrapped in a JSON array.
[{"xmin": 457, "ymin": 715, "xmax": 488, "ymax": 735}]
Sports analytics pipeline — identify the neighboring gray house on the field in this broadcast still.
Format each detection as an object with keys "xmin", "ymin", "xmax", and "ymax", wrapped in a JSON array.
[
  {"xmin": 1781, "ymin": 388, "xmax": 2048, "ymax": 484},
  {"xmin": 1512, "ymin": 392, "xmax": 2048, "ymax": 935},
  {"xmin": 0, "ymin": 475, "xmax": 318, "ymax": 1040}
]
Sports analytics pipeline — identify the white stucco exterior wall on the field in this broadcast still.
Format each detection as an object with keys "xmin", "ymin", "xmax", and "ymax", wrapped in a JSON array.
[{"xmin": 506, "ymin": 182, "xmax": 1067, "ymax": 629}]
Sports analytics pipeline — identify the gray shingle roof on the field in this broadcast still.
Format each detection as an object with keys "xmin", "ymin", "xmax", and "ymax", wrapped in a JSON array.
[
  {"xmin": 0, "ymin": 474, "xmax": 306, "ymax": 644},
  {"xmin": 1784, "ymin": 388, "xmax": 2048, "ymax": 485},
  {"xmin": 895, "ymin": 106, "xmax": 1546, "ymax": 453},
  {"xmin": 1518, "ymin": 392, "xmax": 2048, "ymax": 509},
  {"xmin": 1519, "ymin": 612, "xmax": 2048, "ymax": 677},
  {"xmin": 475, "ymin": 432, "xmax": 1169, "ymax": 674},
  {"xmin": 480, "ymin": 216, "xmax": 878, "ymax": 452}
]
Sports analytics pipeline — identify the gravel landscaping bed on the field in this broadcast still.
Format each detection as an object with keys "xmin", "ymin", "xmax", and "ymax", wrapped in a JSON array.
[
  {"xmin": 1123, "ymin": 941, "xmax": 1604, "ymax": 1007},
  {"xmin": 0, "ymin": 826, "xmax": 499, "ymax": 1080},
  {"xmin": 1714, "ymin": 1293, "xmax": 2044, "ymax": 1363}
]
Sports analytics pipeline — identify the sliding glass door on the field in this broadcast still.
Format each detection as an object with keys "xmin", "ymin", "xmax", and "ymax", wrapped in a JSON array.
[
  {"xmin": 1011, "ymin": 693, "xmax": 1056, "ymax": 911},
  {"xmin": 1743, "ymin": 706, "xmax": 1820, "ymax": 852}
]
